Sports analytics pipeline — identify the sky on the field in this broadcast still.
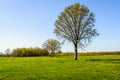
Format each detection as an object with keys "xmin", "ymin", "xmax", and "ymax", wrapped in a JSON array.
[{"xmin": 0, "ymin": 0, "xmax": 120, "ymax": 52}]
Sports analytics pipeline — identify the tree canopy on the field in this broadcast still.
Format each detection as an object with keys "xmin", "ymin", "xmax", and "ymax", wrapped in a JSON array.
[
  {"xmin": 54, "ymin": 3, "xmax": 99, "ymax": 60},
  {"xmin": 42, "ymin": 39, "xmax": 61, "ymax": 56}
]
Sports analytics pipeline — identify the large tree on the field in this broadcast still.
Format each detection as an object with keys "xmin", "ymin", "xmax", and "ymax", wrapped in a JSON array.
[
  {"xmin": 54, "ymin": 3, "xmax": 99, "ymax": 60},
  {"xmin": 42, "ymin": 39, "xmax": 61, "ymax": 56}
]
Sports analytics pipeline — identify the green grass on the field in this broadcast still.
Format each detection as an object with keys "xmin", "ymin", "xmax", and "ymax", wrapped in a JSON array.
[{"xmin": 0, "ymin": 55, "xmax": 120, "ymax": 80}]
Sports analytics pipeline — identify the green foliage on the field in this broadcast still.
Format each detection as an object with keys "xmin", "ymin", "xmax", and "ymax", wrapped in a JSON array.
[
  {"xmin": 4, "ymin": 48, "xmax": 11, "ymax": 56},
  {"xmin": 42, "ymin": 39, "xmax": 61, "ymax": 56},
  {"xmin": 0, "ymin": 54, "xmax": 7, "ymax": 57},
  {"xmin": 80, "ymin": 51, "xmax": 120, "ymax": 56},
  {"xmin": 0, "ymin": 55, "xmax": 120, "ymax": 80},
  {"xmin": 54, "ymin": 3, "xmax": 99, "ymax": 60},
  {"xmin": 55, "ymin": 52, "xmax": 74, "ymax": 56},
  {"xmin": 56, "ymin": 51, "xmax": 120, "ymax": 56},
  {"xmin": 10, "ymin": 47, "xmax": 49, "ymax": 57}
]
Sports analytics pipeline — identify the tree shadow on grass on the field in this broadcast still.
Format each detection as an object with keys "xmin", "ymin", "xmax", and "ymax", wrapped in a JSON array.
[
  {"xmin": 86, "ymin": 59, "xmax": 120, "ymax": 64},
  {"xmin": 0, "ymin": 78, "xmax": 3, "ymax": 80}
]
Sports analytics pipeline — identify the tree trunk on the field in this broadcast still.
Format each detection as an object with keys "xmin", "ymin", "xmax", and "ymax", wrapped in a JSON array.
[{"xmin": 74, "ymin": 44, "xmax": 78, "ymax": 60}]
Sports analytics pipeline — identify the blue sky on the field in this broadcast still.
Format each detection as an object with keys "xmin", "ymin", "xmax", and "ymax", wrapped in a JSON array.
[{"xmin": 0, "ymin": 0, "xmax": 120, "ymax": 52}]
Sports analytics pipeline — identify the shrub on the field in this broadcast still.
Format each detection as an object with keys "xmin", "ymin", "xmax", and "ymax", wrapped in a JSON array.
[
  {"xmin": 80, "ymin": 51, "xmax": 120, "ymax": 56},
  {"xmin": 56, "ymin": 51, "xmax": 120, "ymax": 56},
  {"xmin": 10, "ymin": 47, "xmax": 49, "ymax": 57}
]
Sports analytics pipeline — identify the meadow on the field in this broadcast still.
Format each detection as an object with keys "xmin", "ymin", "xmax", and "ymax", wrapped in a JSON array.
[{"xmin": 0, "ymin": 55, "xmax": 120, "ymax": 80}]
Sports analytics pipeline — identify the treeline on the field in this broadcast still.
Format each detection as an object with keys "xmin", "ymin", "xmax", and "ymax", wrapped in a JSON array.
[
  {"xmin": 80, "ymin": 51, "xmax": 120, "ymax": 56},
  {"xmin": 11, "ymin": 47, "xmax": 49, "ymax": 57},
  {"xmin": 0, "ymin": 54, "xmax": 7, "ymax": 57},
  {"xmin": 56, "ymin": 51, "xmax": 120, "ymax": 56},
  {"xmin": 1, "ymin": 49, "xmax": 120, "ymax": 57}
]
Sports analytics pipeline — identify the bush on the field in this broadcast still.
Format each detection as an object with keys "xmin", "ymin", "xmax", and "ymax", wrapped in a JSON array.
[
  {"xmin": 0, "ymin": 54, "xmax": 6, "ymax": 57},
  {"xmin": 80, "ymin": 51, "xmax": 120, "ymax": 56},
  {"xmin": 10, "ymin": 47, "xmax": 49, "ymax": 57},
  {"xmin": 56, "ymin": 51, "xmax": 120, "ymax": 56},
  {"xmin": 55, "ymin": 52, "xmax": 74, "ymax": 56}
]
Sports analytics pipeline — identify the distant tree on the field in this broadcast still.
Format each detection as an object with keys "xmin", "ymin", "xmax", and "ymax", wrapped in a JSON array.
[
  {"xmin": 4, "ymin": 48, "xmax": 11, "ymax": 56},
  {"xmin": 0, "ymin": 52, "xmax": 4, "ymax": 57},
  {"xmin": 54, "ymin": 3, "xmax": 99, "ymax": 60},
  {"xmin": 11, "ymin": 47, "xmax": 49, "ymax": 57},
  {"xmin": 42, "ymin": 39, "xmax": 61, "ymax": 56}
]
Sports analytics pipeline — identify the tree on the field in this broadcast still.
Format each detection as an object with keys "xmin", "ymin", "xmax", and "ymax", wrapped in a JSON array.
[
  {"xmin": 54, "ymin": 3, "xmax": 99, "ymax": 60},
  {"xmin": 11, "ymin": 47, "xmax": 49, "ymax": 57},
  {"xmin": 4, "ymin": 48, "xmax": 11, "ymax": 56},
  {"xmin": 42, "ymin": 39, "xmax": 61, "ymax": 56}
]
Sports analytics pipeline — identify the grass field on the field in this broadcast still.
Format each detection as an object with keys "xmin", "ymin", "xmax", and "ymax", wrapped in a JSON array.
[{"xmin": 0, "ymin": 55, "xmax": 120, "ymax": 80}]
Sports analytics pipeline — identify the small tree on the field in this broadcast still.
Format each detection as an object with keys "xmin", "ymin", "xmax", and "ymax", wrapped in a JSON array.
[
  {"xmin": 42, "ymin": 39, "xmax": 61, "ymax": 56},
  {"xmin": 54, "ymin": 3, "xmax": 99, "ymax": 60},
  {"xmin": 4, "ymin": 48, "xmax": 11, "ymax": 57}
]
